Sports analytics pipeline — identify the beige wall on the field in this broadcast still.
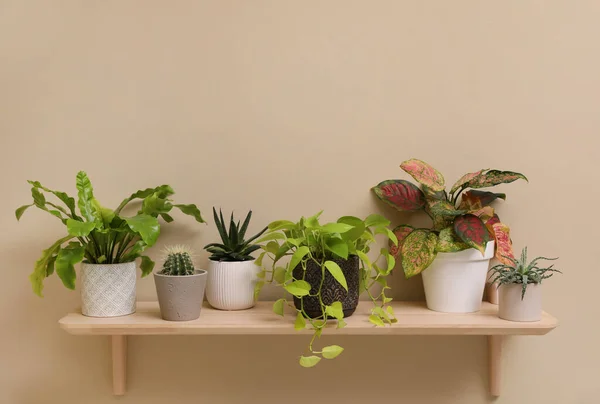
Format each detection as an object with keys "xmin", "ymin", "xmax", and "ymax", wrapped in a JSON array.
[{"xmin": 1, "ymin": 1, "xmax": 598, "ymax": 403}]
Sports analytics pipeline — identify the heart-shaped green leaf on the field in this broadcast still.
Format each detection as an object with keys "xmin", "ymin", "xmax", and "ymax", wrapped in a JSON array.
[
  {"xmin": 299, "ymin": 355, "xmax": 321, "ymax": 368},
  {"xmin": 283, "ymin": 280, "xmax": 311, "ymax": 297},
  {"xmin": 289, "ymin": 246, "xmax": 310, "ymax": 271},
  {"xmin": 273, "ymin": 298, "xmax": 286, "ymax": 316},
  {"xmin": 326, "ymin": 238, "xmax": 348, "ymax": 259},
  {"xmin": 324, "ymin": 261, "xmax": 347, "ymax": 291},
  {"xmin": 294, "ymin": 311, "xmax": 306, "ymax": 330},
  {"xmin": 322, "ymin": 345, "xmax": 344, "ymax": 359},
  {"xmin": 325, "ymin": 301, "xmax": 344, "ymax": 320}
]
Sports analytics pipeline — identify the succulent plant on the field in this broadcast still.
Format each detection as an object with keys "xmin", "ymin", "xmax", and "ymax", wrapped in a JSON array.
[
  {"xmin": 372, "ymin": 159, "xmax": 527, "ymax": 278},
  {"xmin": 489, "ymin": 247, "xmax": 560, "ymax": 299},
  {"xmin": 159, "ymin": 245, "xmax": 195, "ymax": 276},
  {"xmin": 204, "ymin": 208, "xmax": 267, "ymax": 262}
]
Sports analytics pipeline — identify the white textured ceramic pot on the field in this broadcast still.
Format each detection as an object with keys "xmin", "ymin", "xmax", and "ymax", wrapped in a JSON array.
[
  {"xmin": 498, "ymin": 283, "xmax": 542, "ymax": 322},
  {"xmin": 422, "ymin": 241, "xmax": 495, "ymax": 313},
  {"xmin": 81, "ymin": 262, "xmax": 136, "ymax": 317},
  {"xmin": 206, "ymin": 259, "xmax": 258, "ymax": 310}
]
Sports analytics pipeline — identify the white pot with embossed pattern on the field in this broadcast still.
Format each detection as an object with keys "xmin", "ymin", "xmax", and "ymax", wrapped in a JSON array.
[
  {"xmin": 206, "ymin": 259, "xmax": 259, "ymax": 310},
  {"xmin": 81, "ymin": 262, "xmax": 137, "ymax": 317}
]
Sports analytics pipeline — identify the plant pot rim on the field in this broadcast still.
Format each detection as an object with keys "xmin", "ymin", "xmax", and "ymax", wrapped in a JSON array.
[
  {"xmin": 208, "ymin": 258, "xmax": 255, "ymax": 263},
  {"xmin": 500, "ymin": 282, "xmax": 541, "ymax": 288},
  {"xmin": 82, "ymin": 261, "xmax": 136, "ymax": 266},
  {"xmin": 434, "ymin": 241, "xmax": 495, "ymax": 262},
  {"xmin": 154, "ymin": 269, "xmax": 207, "ymax": 278}
]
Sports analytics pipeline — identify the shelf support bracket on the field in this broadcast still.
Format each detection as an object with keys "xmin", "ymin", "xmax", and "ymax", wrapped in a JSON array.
[
  {"xmin": 111, "ymin": 335, "xmax": 127, "ymax": 395},
  {"xmin": 488, "ymin": 335, "xmax": 503, "ymax": 397}
]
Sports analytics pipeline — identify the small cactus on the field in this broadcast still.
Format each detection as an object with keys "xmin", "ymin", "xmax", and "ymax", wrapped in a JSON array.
[{"xmin": 160, "ymin": 245, "xmax": 195, "ymax": 276}]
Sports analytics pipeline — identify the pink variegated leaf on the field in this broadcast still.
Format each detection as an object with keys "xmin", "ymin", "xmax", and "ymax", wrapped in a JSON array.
[
  {"xmin": 400, "ymin": 159, "xmax": 445, "ymax": 192},
  {"xmin": 467, "ymin": 170, "xmax": 528, "ymax": 189},
  {"xmin": 453, "ymin": 214, "xmax": 491, "ymax": 255},
  {"xmin": 401, "ymin": 229, "xmax": 437, "ymax": 278},
  {"xmin": 371, "ymin": 180, "xmax": 425, "ymax": 212},
  {"xmin": 389, "ymin": 225, "xmax": 414, "ymax": 259},
  {"xmin": 486, "ymin": 214, "xmax": 500, "ymax": 227},
  {"xmin": 491, "ymin": 222, "xmax": 514, "ymax": 264},
  {"xmin": 450, "ymin": 169, "xmax": 487, "ymax": 194}
]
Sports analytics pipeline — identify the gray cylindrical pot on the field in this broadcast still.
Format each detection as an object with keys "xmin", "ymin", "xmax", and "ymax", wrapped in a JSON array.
[
  {"xmin": 154, "ymin": 270, "xmax": 207, "ymax": 321},
  {"xmin": 498, "ymin": 283, "xmax": 542, "ymax": 322}
]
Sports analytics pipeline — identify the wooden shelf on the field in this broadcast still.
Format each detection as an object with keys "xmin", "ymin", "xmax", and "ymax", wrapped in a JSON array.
[
  {"xmin": 58, "ymin": 301, "xmax": 558, "ymax": 397},
  {"xmin": 60, "ymin": 301, "xmax": 556, "ymax": 336}
]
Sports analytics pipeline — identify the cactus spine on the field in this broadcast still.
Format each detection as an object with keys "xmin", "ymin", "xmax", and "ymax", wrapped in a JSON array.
[{"xmin": 160, "ymin": 245, "xmax": 195, "ymax": 276}]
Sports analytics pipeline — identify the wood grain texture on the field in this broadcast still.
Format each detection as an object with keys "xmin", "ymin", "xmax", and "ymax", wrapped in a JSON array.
[
  {"xmin": 111, "ymin": 336, "xmax": 127, "ymax": 396},
  {"xmin": 488, "ymin": 335, "xmax": 503, "ymax": 397},
  {"xmin": 59, "ymin": 301, "xmax": 558, "ymax": 336}
]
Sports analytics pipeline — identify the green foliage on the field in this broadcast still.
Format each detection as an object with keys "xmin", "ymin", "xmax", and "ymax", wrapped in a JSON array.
[
  {"xmin": 16, "ymin": 171, "xmax": 205, "ymax": 296},
  {"xmin": 159, "ymin": 246, "xmax": 195, "ymax": 276},
  {"xmin": 489, "ymin": 247, "xmax": 561, "ymax": 300},
  {"xmin": 372, "ymin": 159, "xmax": 527, "ymax": 278},
  {"xmin": 255, "ymin": 211, "xmax": 397, "ymax": 366},
  {"xmin": 204, "ymin": 208, "xmax": 267, "ymax": 262}
]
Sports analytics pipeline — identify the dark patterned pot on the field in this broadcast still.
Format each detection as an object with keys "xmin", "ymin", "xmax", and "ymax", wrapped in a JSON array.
[{"xmin": 292, "ymin": 255, "xmax": 360, "ymax": 318}]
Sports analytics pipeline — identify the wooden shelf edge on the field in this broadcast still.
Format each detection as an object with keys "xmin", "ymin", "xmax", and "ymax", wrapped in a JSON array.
[{"xmin": 58, "ymin": 301, "xmax": 558, "ymax": 337}]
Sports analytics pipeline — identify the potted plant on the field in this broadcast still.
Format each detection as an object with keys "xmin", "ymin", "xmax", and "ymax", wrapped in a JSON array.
[
  {"xmin": 154, "ymin": 245, "xmax": 207, "ymax": 321},
  {"xmin": 490, "ymin": 247, "xmax": 560, "ymax": 322},
  {"xmin": 15, "ymin": 171, "xmax": 204, "ymax": 317},
  {"xmin": 204, "ymin": 208, "xmax": 267, "ymax": 310},
  {"xmin": 372, "ymin": 159, "xmax": 527, "ymax": 313},
  {"xmin": 255, "ymin": 211, "xmax": 397, "ymax": 367}
]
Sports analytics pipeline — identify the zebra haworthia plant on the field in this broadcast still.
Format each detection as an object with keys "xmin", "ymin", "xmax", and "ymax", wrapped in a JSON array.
[
  {"xmin": 160, "ymin": 246, "xmax": 196, "ymax": 276},
  {"xmin": 372, "ymin": 159, "xmax": 527, "ymax": 278},
  {"xmin": 489, "ymin": 247, "xmax": 561, "ymax": 299},
  {"xmin": 16, "ymin": 171, "xmax": 205, "ymax": 296}
]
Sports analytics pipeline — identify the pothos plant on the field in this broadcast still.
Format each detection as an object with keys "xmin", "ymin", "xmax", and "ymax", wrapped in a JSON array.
[
  {"xmin": 254, "ymin": 212, "xmax": 398, "ymax": 367},
  {"xmin": 16, "ymin": 171, "xmax": 205, "ymax": 296},
  {"xmin": 372, "ymin": 159, "xmax": 527, "ymax": 278}
]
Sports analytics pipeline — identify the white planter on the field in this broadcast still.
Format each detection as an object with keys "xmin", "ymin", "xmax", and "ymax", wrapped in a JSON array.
[
  {"xmin": 498, "ymin": 283, "xmax": 542, "ymax": 322},
  {"xmin": 422, "ymin": 241, "xmax": 495, "ymax": 313},
  {"xmin": 206, "ymin": 259, "xmax": 258, "ymax": 310},
  {"xmin": 81, "ymin": 262, "xmax": 136, "ymax": 317}
]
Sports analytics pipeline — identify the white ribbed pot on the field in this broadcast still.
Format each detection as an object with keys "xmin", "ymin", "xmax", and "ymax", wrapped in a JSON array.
[
  {"xmin": 422, "ymin": 241, "xmax": 495, "ymax": 313},
  {"xmin": 206, "ymin": 259, "xmax": 258, "ymax": 310},
  {"xmin": 81, "ymin": 262, "xmax": 136, "ymax": 317},
  {"xmin": 498, "ymin": 283, "xmax": 542, "ymax": 322}
]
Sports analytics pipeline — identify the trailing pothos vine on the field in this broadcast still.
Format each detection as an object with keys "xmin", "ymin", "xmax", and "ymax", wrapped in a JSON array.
[{"xmin": 254, "ymin": 212, "xmax": 398, "ymax": 367}]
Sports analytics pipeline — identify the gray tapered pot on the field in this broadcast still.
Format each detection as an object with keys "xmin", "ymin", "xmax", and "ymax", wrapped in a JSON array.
[{"xmin": 154, "ymin": 270, "xmax": 207, "ymax": 321}]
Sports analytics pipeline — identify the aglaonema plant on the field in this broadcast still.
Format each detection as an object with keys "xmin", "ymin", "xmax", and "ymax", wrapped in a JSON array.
[
  {"xmin": 372, "ymin": 159, "xmax": 527, "ymax": 278},
  {"xmin": 255, "ymin": 211, "xmax": 398, "ymax": 367},
  {"xmin": 16, "ymin": 171, "xmax": 205, "ymax": 296}
]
